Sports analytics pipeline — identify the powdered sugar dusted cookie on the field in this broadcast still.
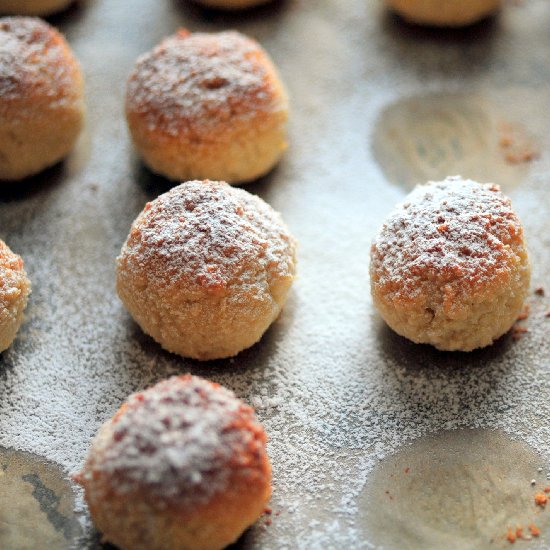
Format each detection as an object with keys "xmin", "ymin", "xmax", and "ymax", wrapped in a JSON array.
[
  {"xmin": 370, "ymin": 176, "xmax": 530, "ymax": 351},
  {"xmin": 76, "ymin": 375, "xmax": 272, "ymax": 550},
  {"xmin": 116, "ymin": 180, "xmax": 297, "ymax": 360}
]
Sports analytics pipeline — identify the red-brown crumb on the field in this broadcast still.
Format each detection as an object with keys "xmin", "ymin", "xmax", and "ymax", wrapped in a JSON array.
[
  {"xmin": 515, "ymin": 526, "xmax": 523, "ymax": 540},
  {"xmin": 517, "ymin": 305, "xmax": 530, "ymax": 321},
  {"xmin": 545, "ymin": 311, "xmax": 550, "ymax": 318},
  {"xmin": 498, "ymin": 122, "xmax": 540, "ymax": 165},
  {"xmin": 505, "ymin": 150, "xmax": 539, "ymax": 164},
  {"xmin": 528, "ymin": 524, "xmax": 540, "ymax": 537},
  {"xmin": 264, "ymin": 507, "xmax": 272, "ymax": 515},
  {"xmin": 512, "ymin": 326, "xmax": 529, "ymax": 340},
  {"xmin": 543, "ymin": 486, "xmax": 550, "ymax": 493},
  {"xmin": 534, "ymin": 492, "xmax": 548, "ymax": 507},
  {"xmin": 404, "ymin": 467, "xmax": 410, "ymax": 474},
  {"xmin": 506, "ymin": 528, "xmax": 517, "ymax": 543},
  {"xmin": 264, "ymin": 518, "xmax": 272, "ymax": 526},
  {"xmin": 534, "ymin": 287, "xmax": 545, "ymax": 296}
]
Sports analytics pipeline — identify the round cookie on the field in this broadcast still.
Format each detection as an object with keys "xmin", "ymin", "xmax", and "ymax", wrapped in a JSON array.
[
  {"xmin": 116, "ymin": 180, "xmax": 297, "ymax": 360},
  {"xmin": 192, "ymin": 0, "xmax": 273, "ymax": 9},
  {"xmin": 125, "ymin": 30, "xmax": 288, "ymax": 185},
  {"xmin": 370, "ymin": 176, "xmax": 530, "ymax": 352},
  {"xmin": 0, "ymin": 0, "xmax": 73, "ymax": 16},
  {"xmin": 0, "ymin": 239, "xmax": 30, "ymax": 352},
  {"xmin": 386, "ymin": 0, "xmax": 500, "ymax": 27},
  {"xmin": 76, "ymin": 375, "xmax": 272, "ymax": 550},
  {"xmin": 0, "ymin": 17, "xmax": 84, "ymax": 181}
]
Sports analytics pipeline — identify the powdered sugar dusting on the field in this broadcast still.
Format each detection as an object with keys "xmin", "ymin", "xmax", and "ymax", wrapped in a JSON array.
[
  {"xmin": 0, "ymin": 17, "xmax": 80, "ymax": 105},
  {"xmin": 118, "ymin": 179, "xmax": 296, "ymax": 292},
  {"xmin": 371, "ymin": 176, "xmax": 525, "ymax": 305},
  {"xmin": 126, "ymin": 30, "xmax": 283, "ymax": 137},
  {"xmin": 80, "ymin": 375, "xmax": 265, "ymax": 507}
]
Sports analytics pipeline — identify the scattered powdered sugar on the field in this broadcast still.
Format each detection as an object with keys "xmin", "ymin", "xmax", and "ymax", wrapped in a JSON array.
[
  {"xmin": 371, "ymin": 176, "xmax": 525, "ymax": 304},
  {"xmin": 118, "ymin": 179, "xmax": 296, "ymax": 291},
  {"xmin": 126, "ymin": 30, "xmax": 283, "ymax": 137},
  {"xmin": 0, "ymin": 17, "xmax": 79, "ymax": 105},
  {"xmin": 81, "ymin": 375, "xmax": 264, "ymax": 507}
]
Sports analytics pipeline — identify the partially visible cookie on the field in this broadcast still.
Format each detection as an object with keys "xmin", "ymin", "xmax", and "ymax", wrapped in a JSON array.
[
  {"xmin": 0, "ymin": 239, "xmax": 30, "ymax": 352},
  {"xmin": 386, "ymin": 0, "xmax": 500, "ymax": 27},
  {"xmin": 0, "ymin": 17, "xmax": 85, "ymax": 180},
  {"xmin": 0, "ymin": 0, "xmax": 73, "ymax": 16}
]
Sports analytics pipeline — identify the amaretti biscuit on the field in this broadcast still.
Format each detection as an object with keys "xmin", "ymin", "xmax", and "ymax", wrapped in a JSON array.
[
  {"xmin": 370, "ymin": 176, "xmax": 530, "ymax": 351},
  {"xmin": 76, "ymin": 375, "xmax": 272, "ymax": 550},
  {"xmin": 0, "ymin": 239, "xmax": 30, "ymax": 352},
  {"xmin": 0, "ymin": 17, "xmax": 84, "ymax": 180},
  {"xmin": 125, "ymin": 30, "xmax": 288, "ymax": 184},
  {"xmin": 386, "ymin": 0, "xmax": 500, "ymax": 27},
  {"xmin": 116, "ymin": 180, "xmax": 297, "ymax": 360}
]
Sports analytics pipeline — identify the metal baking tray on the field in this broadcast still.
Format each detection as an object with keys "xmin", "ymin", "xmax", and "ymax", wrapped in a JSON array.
[{"xmin": 2, "ymin": 0, "xmax": 550, "ymax": 548}]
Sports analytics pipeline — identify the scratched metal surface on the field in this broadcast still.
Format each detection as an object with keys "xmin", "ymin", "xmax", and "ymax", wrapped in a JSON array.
[{"xmin": 2, "ymin": 0, "xmax": 550, "ymax": 548}]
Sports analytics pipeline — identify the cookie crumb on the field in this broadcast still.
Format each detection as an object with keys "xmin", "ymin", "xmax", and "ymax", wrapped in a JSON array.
[
  {"xmin": 517, "ymin": 305, "xmax": 530, "ymax": 321},
  {"xmin": 498, "ymin": 122, "xmax": 540, "ymax": 165},
  {"xmin": 512, "ymin": 326, "xmax": 529, "ymax": 340}
]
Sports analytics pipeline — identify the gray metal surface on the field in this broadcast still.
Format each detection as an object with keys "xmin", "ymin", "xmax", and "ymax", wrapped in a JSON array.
[{"xmin": 2, "ymin": 0, "xmax": 550, "ymax": 548}]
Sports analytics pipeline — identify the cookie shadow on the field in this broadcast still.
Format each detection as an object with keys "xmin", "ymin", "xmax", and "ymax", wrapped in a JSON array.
[
  {"xmin": 378, "ymin": 8, "xmax": 499, "ymax": 78},
  {"xmin": 0, "ymin": 162, "xmax": 66, "ymax": 203},
  {"xmin": 376, "ymin": 317, "xmax": 515, "ymax": 374},
  {"xmin": 171, "ymin": 0, "xmax": 291, "ymax": 27},
  {"xmin": 131, "ymin": 152, "xmax": 287, "ymax": 206},
  {"xmin": 131, "ymin": 158, "xmax": 177, "ymax": 202},
  {"xmin": 382, "ymin": 8, "xmax": 500, "ymax": 42},
  {"xmin": 365, "ymin": 314, "xmax": 520, "ymax": 417},
  {"xmin": 109, "ymin": 291, "xmax": 297, "ymax": 397},
  {"xmin": 47, "ymin": 0, "xmax": 89, "ymax": 30}
]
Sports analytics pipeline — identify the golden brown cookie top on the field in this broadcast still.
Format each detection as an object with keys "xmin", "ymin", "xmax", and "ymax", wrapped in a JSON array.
[
  {"xmin": 371, "ymin": 177, "xmax": 526, "ymax": 312},
  {"xmin": 118, "ymin": 180, "xmax": 296, "ymax": 294},
  {"xmin": 0, "ymin": 17, "xmax": 81, "ymax": 108},
  {"xmin": 79, "ymin": 375, "xmax": 269, "ymax": 508},
  {"xmin": 126, "ymin": 30, "xmax": 286, "ymax": 138}
]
